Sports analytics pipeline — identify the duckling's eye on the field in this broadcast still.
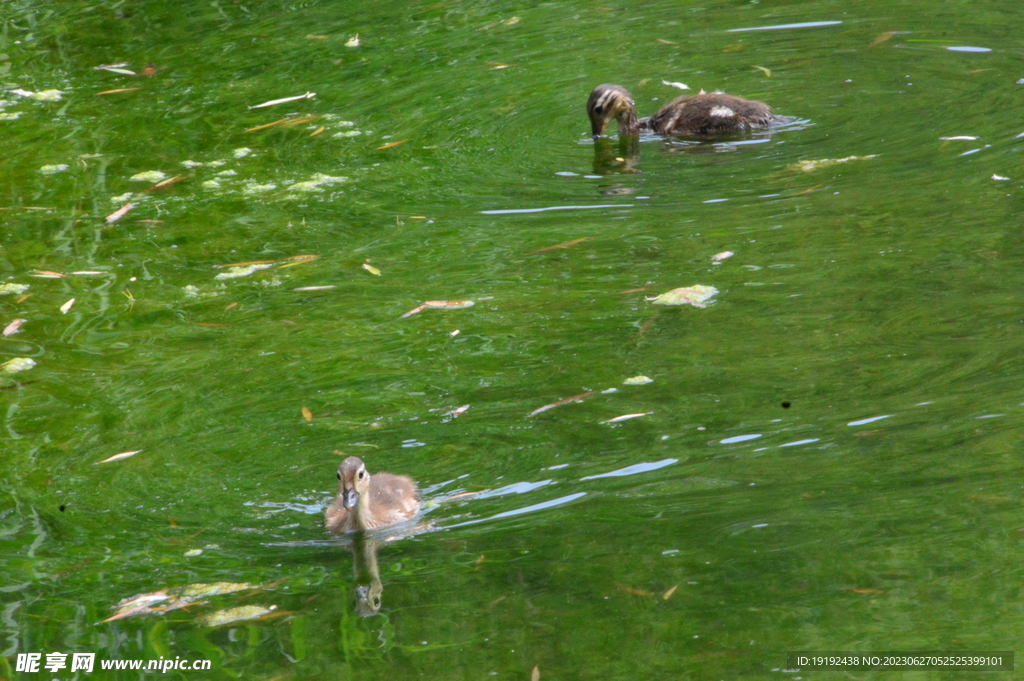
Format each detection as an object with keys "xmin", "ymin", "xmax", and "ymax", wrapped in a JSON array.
[{"xmin": 358, "ymin": 470, "xmax": 366, "ymax": 480}]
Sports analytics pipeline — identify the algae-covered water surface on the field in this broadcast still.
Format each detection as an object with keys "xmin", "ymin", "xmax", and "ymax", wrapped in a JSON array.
[{"xmin": 3, "ymin": 1, "xmax": 1024, "ymax": 679}]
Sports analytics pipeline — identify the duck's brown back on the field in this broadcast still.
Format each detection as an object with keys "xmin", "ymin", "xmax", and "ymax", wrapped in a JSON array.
[{"xmin": 649, "ymin": 92, "xmax": 776, "ymax": 136}]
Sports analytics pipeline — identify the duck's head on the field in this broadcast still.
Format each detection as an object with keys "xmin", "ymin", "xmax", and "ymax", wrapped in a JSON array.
[
  {"xmin": 337, "ymin": 456, "xmax": 370, "ymax": 509},
  {"xmin": 587, "ymin": 84, "xmax": 638, "ymax": 138}
]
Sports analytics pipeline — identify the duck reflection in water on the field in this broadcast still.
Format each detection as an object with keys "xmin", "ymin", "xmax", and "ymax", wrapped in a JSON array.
[{"xmin": 325, "ymin": 456, "xmax": 423, "ymax": 617}]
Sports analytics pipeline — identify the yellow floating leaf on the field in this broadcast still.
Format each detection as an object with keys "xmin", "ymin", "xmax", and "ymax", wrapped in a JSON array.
[
  {"xmin": 623, "ymin": 375, "xmax": 653, "ymax": 385},
  {"xmin": 60, "ymin": 298, "xmax": 76, "ymax": 314},
  {"xmin": 31, "ymin": 271, "xmax": 65, "ymax": 279},
  {"xmin": 95, "ymin": 88, "xmax": 141, "ymax": 96},
  {"xmin": 400, "ymin": 300, "xmax": 475, "ymax": 318},
  {"xmin": 646, "ymin": 285, "xmax": 718, "ymax": 308},
  {"xmin": 531, "ymin": 666, "xmax": 540, "ymax": 681},
  {"xmin": 224, "ymin": 302, "xmax": 238, "ymax": 311},
  {"xmin": 362, "ymin": 263, "xmax": 381, "ymax": 276},
  {"xmin": 310, "ymin": 126, "xmax": 325, "ymax": 137},
  {"xmin": 376, "ymin": 139, "xmax": 408, "ymax": 150},
  {"xmin": 0, "ymin": 357, "xmax": 35, "ymax": 374},
  {"xmin": 179, "ymin": 582, "xmax": 258, "ymax": 599},
  {"xmin": 868, "ymin": 31, "xmax": 897, "ymax": 48},
  {"xmin": 142, "ymin": 175, "xmax": 188, "ymax": 193},
  {"xmin": 752, "ymin": 65, "xmax": 771, "ymax": 77},
  {"xmin": 614, "ymin": 583, "xmax": 653, "ymax": 597},
  {"xmin": 199, "ymin": 605, "xmax": 277, "ymax": 628},
  {"xmin": 527, "ymin": 237, "xmax": 591, "ymax": 255},
  {"xmin": 528, "ymin": 391, "xmax": 594, "ymax": 417},
  {"xmin": 662, "ymin": 585, "xmax": 678, "ymax": 600},
  {"xmin": 656, "ymin": 38, "xmax": 677, "ymax": 45},
  {"xmin": 302, "ymin": 407, "xmax": 313, "ymax": 421},
  {"xmin": 0, "ymin": 283, "xmax": 30, "ymax": 294},
  {"xmin": 94, "ymin": 450, "xmax": 142, "ymax": 464}
]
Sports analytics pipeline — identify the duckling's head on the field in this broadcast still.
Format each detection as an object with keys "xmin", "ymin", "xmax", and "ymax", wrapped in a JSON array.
[
  {"xmin": 337, "ymin": 456, "xmax": 371, "ymax": 509},
  {"xmin": 587, "ymin": 84, "xmax": 638, "ymax": 138}
]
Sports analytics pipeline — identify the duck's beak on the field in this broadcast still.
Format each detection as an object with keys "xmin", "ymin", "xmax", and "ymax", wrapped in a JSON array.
[{"xmin": 343, "ymin": 488, "xmax": 359, "ymax": 509}]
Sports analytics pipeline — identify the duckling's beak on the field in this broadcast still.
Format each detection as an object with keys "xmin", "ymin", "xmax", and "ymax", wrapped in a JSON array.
[
  {"xmin": 590, "ymin": 111, "xmax": 610, "ymax": 139},
  {"xmin": 343, "ymin": 488, "xmax": 359, "ymax": 509}
]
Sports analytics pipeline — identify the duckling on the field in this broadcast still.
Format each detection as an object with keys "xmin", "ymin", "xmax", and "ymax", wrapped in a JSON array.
[
  {"xmin": 587, "ymin": 83, "xmax": 781, "ymax": 138},
  {"xmin": 324, "ymin": 456, "xmax": 421, "ymax": 533}
]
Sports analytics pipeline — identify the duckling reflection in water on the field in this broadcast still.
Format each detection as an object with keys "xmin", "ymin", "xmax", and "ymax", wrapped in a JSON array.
[
  {"xmin": 587, "ymin": 83, "xmax": 783, "ymax": 139},
  {"xmin": 324, "ymin": 456, "xmax": 421, "ymax": 533},
  {"xmin": 349, "ymin": 533, "xmax": 384, "ymax": 617}
]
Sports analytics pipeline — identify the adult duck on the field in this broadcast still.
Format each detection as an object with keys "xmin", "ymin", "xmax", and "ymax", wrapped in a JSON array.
[{"xmin": 587, "ymin": 83, "xmax": 781, "ymax": 138}]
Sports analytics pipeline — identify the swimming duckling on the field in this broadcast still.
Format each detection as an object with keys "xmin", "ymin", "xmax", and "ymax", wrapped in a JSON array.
[
  {"xmin": 587, "ymin": 83, "xmax": 781, "ymax": 138},
  {"xmin": 324, "ymin": 456, "xmax": 421, "ymax": 533}
]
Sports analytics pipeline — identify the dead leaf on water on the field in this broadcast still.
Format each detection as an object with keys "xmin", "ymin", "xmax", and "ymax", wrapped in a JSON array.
[
  {"xmin": 293, "ymin": 285, "xmax": 336, "ymax": 292},
  {"xmin": 487, "ymin": 62, "xmax": 511, "ymax": 70},
  {"xmin": 31, "ymin": 271, "xmax": 66, "ymax": 279},
  {"xmin": 310, "ymin": 126, "xmax": 325, "ymax": 137},
  {"xmin": 106, "ymin": 203, "xmax": 134, "ymax": 223},
  {"xmin": 3, "ymin": 319, "xmax": 25, "ymax": 336},
  {"xmin": 60, "ymin": 298, "xmax": 75, "ymax": 314},
  {"xmin": 302, "ymin": 407, "xmax": 313, "ymax": 422},
  {"xmin": 849, "ymin": 588, "xmax": 883, "ymax": 595},
  {"xmin": 277, "ymin": 254, "xmax": 320, "ymax": 268},
  {"xmin": 790, "ymin": 155, "xmax": 878, "ymax": 172},
  {"xmin": 248, "ymin": 92, "xmax": 316, "ymax": 109},
  {"xmin": 527, "ymin": 237, "xmax": 591, "ymax": 255},
  {"xmin": 661, "ymin": 80, "xmax": 689, "ymax": 90},
  {"xmin": 215, "ymin": 259, "xmax": 278, "ymax": 269},
  {"xmin": 752, "ymin": 65, "xmax": 771, "ymax": 77},
  {"xmin": 531, "ymin": 667, "xmax": 540, "ymax": 681},
  {"xmin": 662, "ymin": 585, "xmax": 678, "ymax": 600},
  {"xmin": 623, "ymin": 375, "xmax": 653, "ymax": 385},
  {"xmin": 618, "ymin": 286, "xmax": 653, "ymax": 294},
  {"xmin": 141, "ymin": 63, "xmax": 157, "ymax": 77},
  {"xmin": 602, "ymin": 412, "xmax": 652, "ymax": 424},
  {"xmin": 712, "ymin": 251, "xmax": 734, "ymax": 263},
  {"xmin": 94, "ymin": 450, "xmax": 142, "ymax": 464},
  {"xmin": 376, "ymin": 139, "xmax": 408, "ymax": 150},
  {"xmin": 400, "ymin": 300, "xmax": 475, "ymax": 318},
  {"xmin": 224, "ymin": 302, "xmax": 238, "ymax": 311},
  {"xmin": 180, "ymin": 582, "xmax": 259, "ymax": 599},
  {"xmin": 528, "ymin": 391, "xmax": 595, "ymax": 417},
  {"xmin": 868, "ymin": 31, "xmax": 898, "ymax": 48},
  {"xmin": 646, "ymin": 285, "xmax": 718, "ymax": 308},
  {"xmin": 305, "ymin": 35, "xmax": 328, "ymax": 41},
  {"xmin": 614, "ymin": 583, "xmax": 653, "ymax": 597},
  {"xmin": 656, "ymin": 38, "xmax": 678, "ymax": 45},
  {"xmin": 345, "ymin": 34, "xmax": 360, "ymax": 47},
  {"xmin": 199, "ymin": 605, "xmax": 277, "ymax": 627},
  {"xmin": 362, "ymin": 263, "xmax": 382, "ymax": 276},
  {"xmin": 95, "ymin": 88, "xmax": 141, "ymax": 96},
  {"xmin": 142, "ymin": 175, "xmax": 188, "ymax": 193}
]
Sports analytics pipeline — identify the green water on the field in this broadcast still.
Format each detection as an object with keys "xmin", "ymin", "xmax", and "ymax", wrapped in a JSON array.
[{"xmin": 2, "ymin": 0, "xmax": 1024, "ymax": 678}]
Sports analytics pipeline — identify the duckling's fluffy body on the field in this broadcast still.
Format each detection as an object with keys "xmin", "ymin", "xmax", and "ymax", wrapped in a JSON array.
[
  {"xmin": 325, "ymin": 456, "xmax": 421, "ymax": 533},
  {"xmin": 587, "ymin": 83, "xmax": 780, "ymax": 138}
]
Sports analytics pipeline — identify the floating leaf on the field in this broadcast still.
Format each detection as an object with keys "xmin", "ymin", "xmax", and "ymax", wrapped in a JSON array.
[
  {"xmin": 106, "ymin": 203, "xmax": 134, "ymax": 223},
  {"xmin": 662, "ymin": 585, "xmax": 678, "ymax": 600},
  {"xmin": 868, "ymin": 31, "xmax": 898, "ymax": 48},
  {"xmin": 362, "ymin": 263, "xmax": 381, "ymax": 276},
  {"xmin": 0, "ymin": 357, "xmax": 35, "ymax": 374},
  {"xmin": 992, "ymin": 174, "xmax": 1010, "ymax": 181},
  {"xmin": 248, "ymin": 92, "xmax": 316, "ymax": 109},
  {"xmin": 661, "ymin": 80, "xmax": 689, "ymax": 90},
  {"xmin": 345, "ymin": 34, "xmax": 360, "ymax": 47},
  {"xmin": 302, "ymin": 407, "xmax": 313, "ymax": 421},
  {"xmin": 94, "ymin": 450, "xmax": 142, "ymax": 464},
  {"xmin": 214, "ymin": 263, "xmax": 275, "ymax": 280},
  {"xmin": 447, "ymin": 405, "xmax": 470, "ymax": 418},
  {"xmin": 0, "ymin": 283, "xmax": 29, "ymax": 295},
  {"xmin": 60, "ymin": 298, "xmax": 75, "ymax": 314},
  {"xmin": 712, "ymin": 251, "xmax": 734, "ymax": 262},
  {"xmin": 527, "ymin": 237, "xmax": 591, "ymax": 255},
  {"xmin": 38, "ymin": 164, "xmax": 69, "ymax": 174},
  {"xmin": 602, "ymin": 412, "xmax": 652, "ymax": 424},
  {"xmin": 528, "ymin": 391, "xmax": 595, "ymax": 417},
  {"xmin": 31, "ymin": 270, "xmax": 66, "ymax": 278},
  {"xmin": 623, "ymin": 375, "xmax": 653, "ymax": 385},
  {"xmin": 646, "ymin": 285, "xmax": 718, "ymax": 308},
  {"xmin": 129, "ymin": 170, "xmax": 167, "ymax": 182},
  {"xmin": 199, "ymin": 605, "xmax": 277, "ymax": 628},
  {"xmin": 293, "ymin": 285, "xmax": 336, "ymax": 292},
  {"xmin": 656, "ymin": 38, "xmax": 678, "ymax": 45},
  {"xmin": 400, "ymin": 300, "xmax": 475, "ymax": 318},
  {"xmin": 376, "ymin": 139, "xmax": 408, "ymax": 150},
  {"xmin": 141, "ymin": 63, "xmax": 157, "ymax": 77},
  {"xmin": 180, "ymin": 582, "xmax": 258, "ymax": 599},
  {"xmin": 790, "ymin": 155, "xmax": 878, "ymax": 172},
  {"xmin": 142, "ymin": 176, "xmax": 188, "ymax": 193},
  {"xmin": 752, "ymin": 65, "xmax": 772, "ymax": 77},
  {"xmin": 615, "ymin": 583, "xmax": 653, "ymax": 597},
  {"xmin": 531, "ymin": 667, "xmax": 540, "ymax": 681},
  {"xmin": 940, "ymin": 136, "xmax": 978, "ymax": 141},
  {"xmin": 3, "ymin": 319, "xmax": 25, "ymax": 336},
  {"xmin": 95, "ymin": 88, "xmax": 140, "ymax": 96}
]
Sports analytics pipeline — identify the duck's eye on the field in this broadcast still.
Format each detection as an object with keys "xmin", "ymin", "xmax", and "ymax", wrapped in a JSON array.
[
  {"xmin": 358, "ymin": 470, "xmax": 366, "ymax": 480},
  {"xmin": 336, "ymin": 471, "xmax": 341, "ymax": 480}
]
